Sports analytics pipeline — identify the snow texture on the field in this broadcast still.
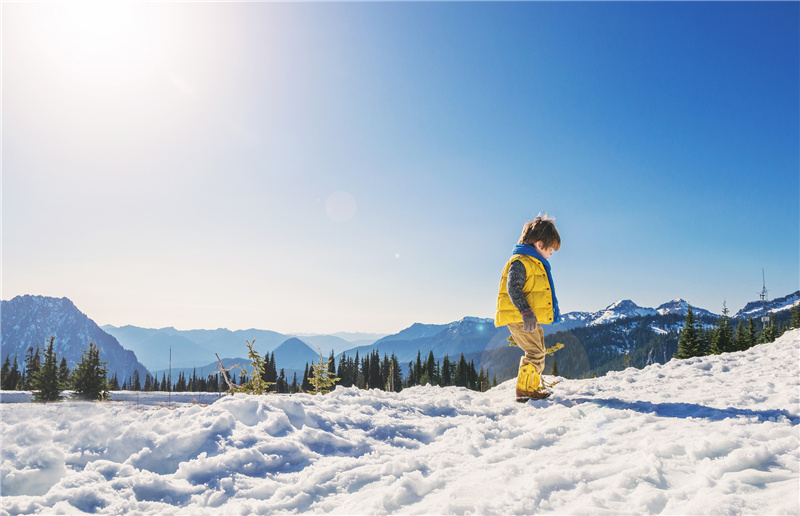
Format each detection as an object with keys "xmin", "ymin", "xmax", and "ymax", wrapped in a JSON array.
[{"xmin": 2, "ymin": 330, "xmax": 799, "ymax": 515}]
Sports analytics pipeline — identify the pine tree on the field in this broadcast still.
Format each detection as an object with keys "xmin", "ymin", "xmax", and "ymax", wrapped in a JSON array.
[
  {"xmin": 455, "ymin": 354, "xmax": 468, "ymax": 387},
  {"xmin": 710, "ymin": 302, "xmax": 733, "ymax": 354},
  {"xmin": 747, "ymin": 318, "xmax": 758, "ymax": 349},
  {"xmin": 368, "ymin": 350, "xmax": 381, "ymax": 389},
  {"xmin": 791, "ymin": 302, "xmax": 800, "ymax": 329},
  {"xmin": 24, "ymin": 346, "xmax": 41, "ymax": 389},
  {"xmin": 388, "ymin": 354, "xmax": 402, "ymax": 392},
  {"xmin": 58, "ymin": 357, "xmax": 71, "ymax": 389},
  {"xmin": 71, "ymin": 343, "xmax": 109, "ymax": 401},
  {"xmin": 552, "ymin": 357, "xmax": 559, "ymax": 377},
  {"xmin": 232, "ymin": 340, "xmax": 275, "ymax": 395},
  {"xmin": 0, "ymin": 356, "xmax": 10, "ymax": 390},
  {"xmin": 301, "ymin": 363, "xmax": 312, "ymax": 392},
  {"xmin": 33, "ymin": 337, "xmax": 61, "ymax": 402},
  {"xmin": 734, "ymin": 319, "xmax": 748, "ymax": 352},
  {"xmin": 309, "ymin": 347, "xmax": 339, "ymax": 395},
  {"xmin": 277, "ymin": 368, "xmax": 288, "ymax": 393},
  {"xmin": 675, "ymin": 306, "xmax": 699, "ymax": 359},
  {"xmin": 760, "ymin": 314, "xmax": 778, "ymax": 343},
  {"xmin": 132, "ymin": 370, "xmax": 142, "ymax": 391},
  {"xmin": 441, "ymin": 355, "xmax": 451, "ymax": 386}
]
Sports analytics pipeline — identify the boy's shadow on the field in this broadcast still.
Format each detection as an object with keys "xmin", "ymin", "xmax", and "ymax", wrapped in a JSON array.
[{"xmin": 553, "ymin": 397, "xmax": 800, "ymax": 426}]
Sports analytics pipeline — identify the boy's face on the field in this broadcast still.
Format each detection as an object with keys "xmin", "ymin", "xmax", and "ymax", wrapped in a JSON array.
[{"xmin": 534, "ymin": 241, "xmax": 556, "ymax": 259}]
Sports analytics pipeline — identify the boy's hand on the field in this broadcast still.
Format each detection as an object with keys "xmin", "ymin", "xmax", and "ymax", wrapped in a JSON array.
[{"xmin": 522, "ymin": 311, "xmax": 538, "ymax": 332}]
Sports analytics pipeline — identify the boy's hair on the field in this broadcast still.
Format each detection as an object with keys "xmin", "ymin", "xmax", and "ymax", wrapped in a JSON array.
[{"xmin": 519, "ymin": 213, "xmax": 561, "ymax": 250}]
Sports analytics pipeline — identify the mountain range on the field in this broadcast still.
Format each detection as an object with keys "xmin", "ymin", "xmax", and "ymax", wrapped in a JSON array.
[
  {"xmin": 2, "ymin": 292, "xmax": 797, "ymax": 386},
  {"xmin": 0, "ymin": 296, "xmax": 149, "ymax": 381}
]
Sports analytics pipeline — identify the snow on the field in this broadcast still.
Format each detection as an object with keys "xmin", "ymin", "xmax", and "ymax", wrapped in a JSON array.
[{"xmin": 2, "ymin": 330, "xmax": 799, "ymax": 515}]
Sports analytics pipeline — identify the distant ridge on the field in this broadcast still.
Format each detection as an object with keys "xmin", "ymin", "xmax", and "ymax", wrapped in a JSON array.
[{"xmin": 0, "ymin": 295, "xmax": 150, "ymax": 382}]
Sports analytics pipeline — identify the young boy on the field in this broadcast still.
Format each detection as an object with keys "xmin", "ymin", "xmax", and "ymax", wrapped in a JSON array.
[{"xmin": 495, "ymin": 214, "xmax": 562, "ymax": 401}]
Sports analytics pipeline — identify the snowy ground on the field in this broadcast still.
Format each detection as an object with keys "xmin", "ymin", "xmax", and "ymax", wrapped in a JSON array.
[{"xmin": 2, "ymin": 330, "xmax": 799, "ymax": 515}]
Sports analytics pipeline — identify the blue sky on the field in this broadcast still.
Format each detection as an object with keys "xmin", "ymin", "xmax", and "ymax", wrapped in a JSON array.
[{"xmin": 3, "ymin": 2, "xmax": 798, "ymax": 334}]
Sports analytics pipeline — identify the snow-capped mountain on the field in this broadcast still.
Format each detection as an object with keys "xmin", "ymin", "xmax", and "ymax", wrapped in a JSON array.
[
  {"xmin": 734, "ymin": 290, "xmax": 799, "ymax": 319},
  {"xmin": 0, "ymin": 295, "xmax": 149, "ymax": 382},
  {"xmin": 545, "ymin": 298, "xmax": 719, "ymax": 335}
]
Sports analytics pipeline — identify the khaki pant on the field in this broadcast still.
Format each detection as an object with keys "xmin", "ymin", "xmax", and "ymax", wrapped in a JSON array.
[{"xmin": 508, "ymin": 322, "xmax": 546, "ymax": 375}]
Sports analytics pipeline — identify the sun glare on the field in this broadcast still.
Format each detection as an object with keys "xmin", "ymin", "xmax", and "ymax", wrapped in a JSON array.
[{"xmin": 31, "ymin": 2, "xmax": 167, "ymax": 80}]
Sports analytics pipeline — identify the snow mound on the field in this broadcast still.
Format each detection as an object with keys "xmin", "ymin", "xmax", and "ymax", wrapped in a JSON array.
[{"xmin": 2, "ymin": 330, "xmax": 799, "ymax": 515}]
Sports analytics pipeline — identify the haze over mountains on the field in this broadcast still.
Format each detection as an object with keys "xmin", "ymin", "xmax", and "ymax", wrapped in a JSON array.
[{"xmin": 2, "ymin": 292, "xmax": 797, "ymax": 384}]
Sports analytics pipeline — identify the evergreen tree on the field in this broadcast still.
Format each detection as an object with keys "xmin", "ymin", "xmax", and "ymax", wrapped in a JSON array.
[
  {"xmin": 791, "ymin": 302, "xmax": 800, "ymax": 329},
  {"xmin": 24, "ymin": 345, "xmax": 42, "ymax": 389},
  {"xmin": 33, "ymin": 337, "xmax": 61, "ymax": 402},
  {"xmin": 132, "ymin": 370, "xmax": 142, "ymax": 391},
  {"xmin": 309, "ymin": 348, "xmax": 339, "ymax": 395},
  {"xmin": 291, "ymin": 372, "xmax": 298, "ymax": 393},
  {"xmin": 425, "ymin": 351, "xmax": 438, "ymax": 386},
  {"xmin": 328, "ymin": 350, "xmax": 337, "ymax": 377},
  {"xmin": 368, "ymin": 350, "xmax": 381, "ymax": 389},
  {"xmin": 415, "ymin": 351, "xmax": 423, "ymax": 386},
  {"xmin": 761, "ymin": 314, "xmax": 778, "ymax": 343},
  {"xmin": 109, "ymin": 374, "xmax": 120, "ymax": 391},
  {"xmin": 301, "ymin": 363, "xmax": 311, "ymax": 392},
  {"xmin": 552, "ymin": 357, "xmax": 559, "ymax": 377},
  {"xmin": 276, "ymin": 368, "xmax": 288, "ymax": 393},
  {"xmin": 455, "ymin": 354, "xmax": 468, "ymax": 387},
  {"xmin": 734, "ymin": 319, "xmax": 748, "ymax": 352},
  {"xmin": 406, "ymin": 361, "xmax": 415, "ymax": 388},
  {"xmin": 710, "ymin": 302, "xmax": 733, "ymax": 354},
  {"xmin": 0, "ymin": 356, "xmax": 11, "ymax": 390},
  {"xmin": 232, "ymin": 340, "xmax": 275, "ymax": 394},
  {"xmin": 58, "ymin": 357, "xmax": 71, "ymax": 389},
  {"xmin": 337, "ymin": 352, "xmax": 350, "ymax": 387},
  {"xmin": 388, "ymin": 354, "xmax": 402, "ymax": 392},
  {"xmin": 71, "ymin": 343, "xmax": 109, "ymax": 401},
  {"xmin": 675, "ymin": 306, "xmax": 699, "ymax": 359},
  {"xmin": 441, "ymin": 355, "xmax": 451, "ymax": 386},
  {"xmin": 747, "ymin": 318, "xmax": 758, "ymax": 350},
  {"xmin": 478, "ymin": 367, "xmax": 488, "ymax": 392}
]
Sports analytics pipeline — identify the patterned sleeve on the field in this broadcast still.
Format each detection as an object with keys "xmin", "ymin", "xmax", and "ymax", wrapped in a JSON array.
[{"xmin": 507, "ymin": 260, "xmax": 531, "ymax": 314}]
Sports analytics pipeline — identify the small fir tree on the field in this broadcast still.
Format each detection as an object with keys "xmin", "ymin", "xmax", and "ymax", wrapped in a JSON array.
[
  {"xmin": 760, "ymin": 314, "xmax": 778, "ymax": 343},
  {"xmin": 71, "ymin": 343, "xmax": 109, "ymax": 401},
  {"xmin": 33, "ymin": 337, "xmax": 62, "ymax": 402},
  {"xmin": 58, "ymin": 357, "xmax": 71, "ymax": 389},
  {"xmin": 791, "ymin": 302, "xmax": 800, "ymax": 329},
  {"xmin": 24, "ymin": 346, "xmax": 41, "ymax": 389},
  {"xmin": 309, "ymin": 347, "xmax": 339, "ymax": 395},
  {"xmin": 710, "ymin": 302, "xmax": 734, "ymax": 354},
  {"xmin": 231, "ymin": 340, "xmax": 274, "ymax": 395},
  {"xmin": 675, "ymin": 306, "xmax": 700, "ymax": 358},
  {"xmin": 734, "ymin": 319, "xmax": 748, "ymax": 352}
]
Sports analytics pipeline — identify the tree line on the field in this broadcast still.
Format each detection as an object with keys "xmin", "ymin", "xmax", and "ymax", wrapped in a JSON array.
[
  {"xmin": 1, "ymin": 337, "xmax": 109, "ymax": 401},
  {"xmin": 1, "ymin": 338, "xmax": 497, "ymax": 401},
  {"xmin": 675, "ymin": 302, "xmax": 800, "ymax": 359}
]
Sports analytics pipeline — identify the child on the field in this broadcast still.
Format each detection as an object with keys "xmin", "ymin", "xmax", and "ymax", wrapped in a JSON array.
[{"xmin": 495, "ymin": 213, "xmax": 562, "ymax": 400}]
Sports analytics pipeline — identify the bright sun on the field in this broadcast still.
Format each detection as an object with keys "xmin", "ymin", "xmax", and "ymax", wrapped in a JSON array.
[{"xmin": 31, "ymin": 2, "xmax": 167, "ymax": 80}]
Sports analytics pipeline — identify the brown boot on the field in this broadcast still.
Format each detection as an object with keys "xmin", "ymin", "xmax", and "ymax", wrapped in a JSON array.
[{"xmin": 516, "ymin": 387, "xmax": 551, "ymax": 402}]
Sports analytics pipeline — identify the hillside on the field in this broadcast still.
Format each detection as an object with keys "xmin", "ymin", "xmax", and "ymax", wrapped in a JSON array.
[
  {"xmin": 0, "ymin": 296, "xmax": 149, "ymax": 382},
  {"xmin": 2, "ymin": 330, "xmax": 797, "ymax": 514}
]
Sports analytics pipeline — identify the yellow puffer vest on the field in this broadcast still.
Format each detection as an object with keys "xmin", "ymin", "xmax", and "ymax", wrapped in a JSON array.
[{"xmin": 495, "ymin": 254, "xmax": 555, "ymax": 327}]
